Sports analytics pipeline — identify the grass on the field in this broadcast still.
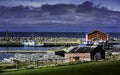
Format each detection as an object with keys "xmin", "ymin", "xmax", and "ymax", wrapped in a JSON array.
[{"xmin": 0, "ymin": 61, "xmax": 120, "ymax": 75}]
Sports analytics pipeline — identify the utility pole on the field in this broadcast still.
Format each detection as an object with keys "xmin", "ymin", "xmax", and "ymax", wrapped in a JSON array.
[{"xmin": 5, "ymin": 30, "xmax": 8, "ymax": 43}]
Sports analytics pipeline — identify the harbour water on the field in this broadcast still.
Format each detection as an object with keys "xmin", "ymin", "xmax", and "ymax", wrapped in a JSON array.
[
  {"xmin": 0, "ymin": 47, "xmax": 49, "ymax": 50},
  {"xmin": 0, "ymin": 47, "xmax": 50, "ymax": 61},
  {"xmin": 0, "ymin": 32, "xmax": 120, "ymax": 38}
]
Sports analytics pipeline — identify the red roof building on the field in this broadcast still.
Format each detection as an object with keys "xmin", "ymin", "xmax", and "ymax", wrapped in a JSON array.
[{"xmin": 86, "ymin": 30, "xmax": 108, "ymax": 41}]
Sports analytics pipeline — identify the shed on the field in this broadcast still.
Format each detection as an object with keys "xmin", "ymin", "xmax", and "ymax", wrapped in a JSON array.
[{"xmin": 65, "ymin": 46, "xmax": 105, "ymax": 63}]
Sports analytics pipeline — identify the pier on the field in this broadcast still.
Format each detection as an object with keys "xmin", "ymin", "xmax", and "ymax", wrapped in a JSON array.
[{"xmin": 0, "ymin": 50, "xmax": 47, "ymax": 54}]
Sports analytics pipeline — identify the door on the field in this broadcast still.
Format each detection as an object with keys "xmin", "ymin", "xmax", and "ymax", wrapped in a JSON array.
[
  {"xmin": 96, "ymin": 53, "xmax": 101, "ymax": 60},
  {"xmin": 72, "ymin": 57, "xmax": 79, "ymax": 62}
]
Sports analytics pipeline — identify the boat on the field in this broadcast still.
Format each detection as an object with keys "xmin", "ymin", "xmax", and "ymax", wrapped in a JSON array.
[
  {"xmin": 23, "ymin": 41, "xmax": 44, "ymax": 47},
  {"xmin": 36, "ymin": 43, "xmax": 44, "ymax": 47}
]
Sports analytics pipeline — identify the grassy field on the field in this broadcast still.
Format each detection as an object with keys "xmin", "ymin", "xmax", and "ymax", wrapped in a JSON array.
[{"xmin": 0, "ymin": 61, "xmax": 120, "ymax": 75}]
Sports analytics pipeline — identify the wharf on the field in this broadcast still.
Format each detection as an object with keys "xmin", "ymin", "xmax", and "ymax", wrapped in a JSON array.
[{"xmin": 0, "ymin": 50, "xmax": 47, "ymax": 54}]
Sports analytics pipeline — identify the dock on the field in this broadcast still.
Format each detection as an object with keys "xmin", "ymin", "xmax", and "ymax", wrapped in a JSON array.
[{"xmin": 0, "ymin": 50, "xmax": 47, "ymax": 54}]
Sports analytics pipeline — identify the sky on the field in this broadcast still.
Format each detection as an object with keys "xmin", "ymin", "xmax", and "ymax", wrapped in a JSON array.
[
  {"xmin": 0, "ymin": 0, "xmax": 120, "ymax": 11},
  {"xmin": 0, "ymin": 0, "xmax": 120, "ymax": 32}
]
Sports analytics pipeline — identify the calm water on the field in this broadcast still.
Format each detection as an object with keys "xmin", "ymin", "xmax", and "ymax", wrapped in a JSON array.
[
  {"xmin": 0, "ymin": 47, "xmax": 49, "ymax": 50},
  {"xmin": 0, "ymin": 32, "xmax": 120, "ymax": 38},
  {"xmin": 0, "ymin": 47, "xmax": 50, "ymax": 61}
]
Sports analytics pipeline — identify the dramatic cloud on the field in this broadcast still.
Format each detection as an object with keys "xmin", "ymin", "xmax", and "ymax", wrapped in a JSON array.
[
  {"xmin": 0, "ymin": 0, "xmax": 120, "ymax": 11},
  {"xmin": 0, "ymin": 1, "xmax": 120, "ymax": 32}
]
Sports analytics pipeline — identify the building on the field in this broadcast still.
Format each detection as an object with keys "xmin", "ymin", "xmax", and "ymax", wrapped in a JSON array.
[
  {"xmin": 86, "ymin": 30, "xmax": 108, "ymax": 41},
  {"xmin": 85, "ymin": 30, "xmax": 108, "ymax": 45},
  {"xmin": 65, "ymin": 46, "xmax": 105, "ymax": 63}
]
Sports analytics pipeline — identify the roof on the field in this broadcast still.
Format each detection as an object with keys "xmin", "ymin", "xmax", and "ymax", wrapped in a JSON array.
[
  {"xmin": 68, "ymin": 46, "xmax": 96, "ymax": 53},
  {"xmin": 86, "ymin": 30, "xmax": 107, "ymax": 35}
]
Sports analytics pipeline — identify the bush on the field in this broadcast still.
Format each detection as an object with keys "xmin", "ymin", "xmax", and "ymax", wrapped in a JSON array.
[{"xmin": 0, "ymin": 64, "xmax": 16, "ymax": 70}]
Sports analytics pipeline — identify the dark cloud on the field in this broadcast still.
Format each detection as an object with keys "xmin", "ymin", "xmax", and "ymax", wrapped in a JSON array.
[
  {"xmin": 0, "ymin": 1, "xmax": 120, "ymax": 32},
  {"xmin": 0, "ymin": 0, "xmax": 120, "ymax": 11}
]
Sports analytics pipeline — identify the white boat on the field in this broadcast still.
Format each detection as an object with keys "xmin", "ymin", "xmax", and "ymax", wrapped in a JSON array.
[
  {"xmin": 36, "ymin": 43, "xmax": 44, "ymax": 46},
  {"xmin": 23, "ymin": 41, "xmax": 34, "ymax": 46},
  {"xmin": 2, "ymin": 58, "xmax": 12, "ymax": 63},
  {"xmin": 23, "ymin": 41, "xmax": 44, "ymax": 47}
]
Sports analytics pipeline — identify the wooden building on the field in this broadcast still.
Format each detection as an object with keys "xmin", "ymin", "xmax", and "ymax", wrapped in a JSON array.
[{"xmin": 65, "ymin": 46, "xmax": 105, "ymax": 63}]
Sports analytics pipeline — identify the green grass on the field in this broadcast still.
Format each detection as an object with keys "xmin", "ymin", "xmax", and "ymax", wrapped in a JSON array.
[{"xmin": 0, "ymin": 61, "xmax": 120, "ymax": 75}]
